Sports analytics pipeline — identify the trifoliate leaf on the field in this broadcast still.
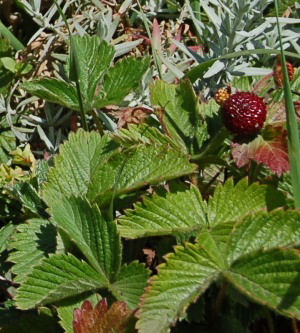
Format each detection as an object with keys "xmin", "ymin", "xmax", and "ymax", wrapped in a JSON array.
[{"xmin": 137, "ymin": 209, "xmax": 300, "ymax": 331}]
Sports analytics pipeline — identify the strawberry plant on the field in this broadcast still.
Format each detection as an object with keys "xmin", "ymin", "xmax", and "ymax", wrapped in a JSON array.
[
  {"xmin": 1, "ymin": 1, "xmax": 300, "ymax": 332},
  {"xmin": 21, "ymin": 35, "xmax": 150, "ymax": 126}
]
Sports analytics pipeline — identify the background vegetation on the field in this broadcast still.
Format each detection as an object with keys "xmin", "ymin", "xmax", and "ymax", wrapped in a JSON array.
[{"xmin": 1, "ymin": 0, "xmax": 300, "ymax": 332}]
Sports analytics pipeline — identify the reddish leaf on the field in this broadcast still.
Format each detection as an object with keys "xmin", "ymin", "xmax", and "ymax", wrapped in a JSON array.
[
  {"xmin": 169, "ymin": 25, "xmax": 183, "ymax": 54},
  {"xmin": 109, "ymin": 106, "xmax": 152, "ymax": 129},
  {"xmin": 266, "ymin": 101, "xmax": 286, "ymax": 125},
  {"xmin": 187, "ymin": 45, "xmax": 202, "ymax": 53},
  {"xmin": 73, "ymin": 298, "xmax": 133, "ymax": 333},
  {"xmin": 294, "ymin": 101, "xmax": 300, "ymax": 118},
  {"xmin": 266, "ymin": 101, "xmax": 300, "ymax": 125},
  {"xmin": 231, "ymin": 126, "xmax": 289, "ymax": 176},
  {"xmin": 251, "ymin": 72, "xmax": 274, "ymax": 96},
  {"xmin": 152, "ymin": 18, "xmax": 161, "ymax": 51}
]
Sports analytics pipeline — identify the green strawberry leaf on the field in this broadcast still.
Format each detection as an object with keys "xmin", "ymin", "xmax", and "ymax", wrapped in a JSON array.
[
  {"xmin": 6, "ymin": 181, "xmax": 47, "ymax": 216},
  {"xmin": 224, "ymin": 248, "xmax": 300, "ymax": 318},
  {"xmin": 43, "ymin": 129, "xmax": 196, "ymax": 207},
  {"xmin": 48, "ymin": 196, "xmax": 121, "ymax": 281},
  {"xmin": 137, "ymin": 210, "xmax": 300, "ymax": 332},
  {"xmin": 136, "ymin": 239, "xmax": 222, "ymax": 333},
  {"xmin": 226, "ymin": 210, "xmax": 300, "ymax": 264},
  {"xmin": 118, "ymin": 185, "xmax": 207, "ymax": 238},
  {"xmin": 93, "ymin": 56, "xmax": 150, "ymax": 109},
  {"xmin": 42, "ymin": 129, "xmax": 117, "ymax": 205},
  {"xmin": 0, "ymin": 222, "xmax": 15, "ymax": 253},
  {"xmin": 0, "ymin": 130, "xmax": 16, "ymax": 164},
  {"xmin": 15, "ymin": 253, "xmax": 106, "ymax": 310},
  {"xmin": 22, "ymin": 78, "xmax": 79, "ymax": 111},
  {"xmin": 8, "ymin": 219, "xmax": 56, "ymax": 283},
  {"xmin": 111, "ymin": 124, "xmax": 178, "ymax": 149},
  {"xmin": 206, "ymin": 178, "xmax": 284, "ymax": 227},
  {"xmin": 87, "ymin": 143, "xmax": 197, "ymax": 206},
  {"xmin": 68, "ymin": 35, "xmax": 115, "ymax": 109},
  {"xmin": 150, "ymin": 79, "xmax": 206, "ymax": 154},
  {"xmin": 111, "ymin": 261, "xmax": 150, "ymax": 309},
  {"xmin": 118, "ymin": 178, "xmax": 283, "ymax": 239}
]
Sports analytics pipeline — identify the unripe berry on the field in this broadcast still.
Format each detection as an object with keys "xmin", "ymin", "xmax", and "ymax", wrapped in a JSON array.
[
  {"xmin": 214, "ymin": 86, "xmax": 231, "ymax": 105},
  {"xmin": 273, "ymin": 57, "xmax": 294, "ymax": 88}
]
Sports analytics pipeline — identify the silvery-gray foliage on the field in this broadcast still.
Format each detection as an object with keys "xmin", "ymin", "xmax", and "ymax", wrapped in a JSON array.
[
  {"xmin": 13, "ymin": 1, "xmax": 144, "ymax": 151},
  {"xmin": 182, "ymin": 0, "xmax": 300, "ymax": 90}
]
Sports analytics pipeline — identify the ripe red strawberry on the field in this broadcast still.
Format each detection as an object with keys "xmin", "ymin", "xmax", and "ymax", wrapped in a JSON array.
[{"xmin": 221, "ymin": 92, "xmax": 267, "ymax": 136}]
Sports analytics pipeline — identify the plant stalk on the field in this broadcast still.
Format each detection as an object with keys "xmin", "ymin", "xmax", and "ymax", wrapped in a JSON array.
[
  {"xmin": 275, "ymin": 0, "xmax": 300, "ymax": 208},
  {"xmin": 0, "ymin": 20, "xmax": 24, "ymax": 50},
  {"xmin": 211, "ymin": 280, "xmax": 228, "ymax": 322},
  {"xmin": 292, "ymin": 318, "xmax": 300, "ymax": 333},
  {"xmin": 191, "ymin": 126, "xmax": 230, "ymax": 162},
  {"xmin": 91, "ymin": 109, "xmax": 104, "ymax": 135},
  {"xmin": 53, "ymin": 0, "xmax": 88, "ymax": 131},
  {"xmin": 265, "ymin": 309, "xmax": 275, "ymax": 333},
  {"xmin": 136, "ymin": 0, "xmax": 163, "ymax": 79}
]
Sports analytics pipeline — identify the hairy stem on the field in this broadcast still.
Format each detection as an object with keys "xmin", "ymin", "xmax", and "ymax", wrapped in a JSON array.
[
  {"xmin": 191, "ymin": 126, "xmax": 230, "ymax": 162},
  {"xmin": 292, "ymin": 318, "xmax": 300, "ymax": 333},
  {"xmin": 265, "ymin": 309, "xmax": 275, "ymax": 333},
  {"xmin": 212, "ymin": 280, "xmax": 228, "ymax": 320}
]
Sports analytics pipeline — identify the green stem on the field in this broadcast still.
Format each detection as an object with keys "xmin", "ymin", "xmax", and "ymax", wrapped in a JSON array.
[
  {"xmin": 0, "ymin": 20, "xmax": 24, "ymax": 50},
  {"xmin": 74, "ymin": 75, "xmax": 88, "ymax": 131},
  {"xmin": 264, "ymin": 310, "xmax": 275, "ymax": 333},
  {"xmin": 211, "ymin": 280, "xmax": 228, "ymax": 322},
  {"xmin": 91, "ymin": 109, "xmax": 104, "ymax": 135},
  {"xmin": 248, "ymin": 160, "xmax": 259, "ymax": 184},
  {"xmin": 275, "ymin": 0, "xmax": 300, "ymax": 208},
  {"xmin": 191, "ymin": 126, "xmax": 230, "ymax": 162},
  {"xmin": 53, "ymin": 0, "xmax": 88, "ymax": 131}
]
